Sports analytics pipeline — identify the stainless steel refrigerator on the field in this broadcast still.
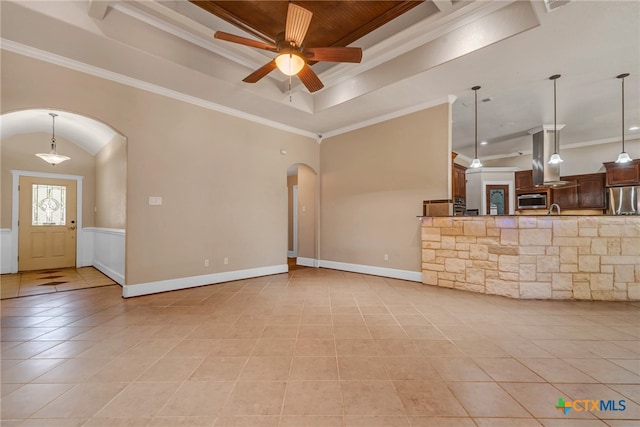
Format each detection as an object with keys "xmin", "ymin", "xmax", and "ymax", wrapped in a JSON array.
[{"xmin": 607, "ymin": 186, "xmax": 640, "ymax": 215}]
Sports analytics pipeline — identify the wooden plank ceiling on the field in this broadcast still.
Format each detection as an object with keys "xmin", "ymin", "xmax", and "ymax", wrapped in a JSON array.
[{"xmin": 191, "ymin": 1, "xmax": 427, "ymax": 48}]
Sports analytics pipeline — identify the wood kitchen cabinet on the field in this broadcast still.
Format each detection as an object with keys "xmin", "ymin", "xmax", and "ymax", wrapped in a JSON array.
[
  {"xmin": 552, "ymin": 173, "xmax": 606, "ymax": 210},
  {"xmin": 603, "ymin": 159, "xmax": 640, "ymax": 186},
  {"xmin": 515, "ymin": 170, "xmax": 533, "ymax": 190},
  {"xmin": 453, "ymin": 163, "xmax": 467, "ymax": 200}
]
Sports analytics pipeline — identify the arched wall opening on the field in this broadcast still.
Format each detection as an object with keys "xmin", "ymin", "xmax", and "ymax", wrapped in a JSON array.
[{"xmin": 1, "ymin": 108, "xmax": 127, "ymax": 284}]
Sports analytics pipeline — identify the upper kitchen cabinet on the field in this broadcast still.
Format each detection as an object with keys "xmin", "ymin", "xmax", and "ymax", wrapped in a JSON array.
[
  {"xmin": 552, "ymin": 173, "xmax": 606, "ymax": 210},
  {"xmin": 453, "ymin": 163, "xmax": 467, "ymax": 200},
  {"xmin": 515, "ymin": 170, "xmax": 533, "ymax": 190},
  {"xmin": 603, "ymin": 159, "xmax": 640, "ymax": 186},
  {"xmin": 451, "ymin": 152, "xmax": 467, "ymax": 200}
]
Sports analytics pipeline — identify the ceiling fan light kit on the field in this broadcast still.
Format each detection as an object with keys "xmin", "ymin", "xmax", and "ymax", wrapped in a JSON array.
[
  {"xmin": 213, "ymin": 2, "xmax": 362, "ymax": 93},
  {"xmin": 275, "ymin": 53, "xmax": 304, "ymax": 76}
]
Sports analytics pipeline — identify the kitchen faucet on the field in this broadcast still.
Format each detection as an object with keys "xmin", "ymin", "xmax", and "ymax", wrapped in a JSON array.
[{"xmin": 548, "ymin": 203, "xmax": 561, "ymax": 215}]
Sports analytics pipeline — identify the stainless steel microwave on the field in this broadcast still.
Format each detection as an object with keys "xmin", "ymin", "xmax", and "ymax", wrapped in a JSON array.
[{"xmin": 517, "ymin": 193, "xmax": 547, "ymax": 209}]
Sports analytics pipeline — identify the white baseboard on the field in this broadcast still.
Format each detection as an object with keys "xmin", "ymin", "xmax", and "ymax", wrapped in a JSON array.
[
  {"xmin": 122, "ymin": 264, "xmax": 288, "ymax": 298},
  {"xmin": 319, "ymin": 260, "xmax": 422, "ymax": 282},
  {"xmin": 93, "ymin": 260, "xmax": 125, "ymax": 286},
  {"xmin": 296, "ymin": 257, "xmax": 318, "ymax": 267}
]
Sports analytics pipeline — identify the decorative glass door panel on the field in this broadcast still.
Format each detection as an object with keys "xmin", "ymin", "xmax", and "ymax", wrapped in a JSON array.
[
  {"xmin": 32, "ymin": 184, "xmax": 67, "ymax": 225},
  {"xmin": 486, "ymin": 185, "xmax": 510, "ymax": 215}
]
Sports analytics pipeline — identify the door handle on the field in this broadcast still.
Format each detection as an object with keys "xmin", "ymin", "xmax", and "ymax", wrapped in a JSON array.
[{"xmin": 69, "ymin": 225, "xmax": 76, "ymax": 230}]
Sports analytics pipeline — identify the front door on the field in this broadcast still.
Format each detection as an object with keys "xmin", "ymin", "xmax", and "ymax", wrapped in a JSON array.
[{"xmin": 18, "ymin": 176, "xmax": 77, "ymax": 271}]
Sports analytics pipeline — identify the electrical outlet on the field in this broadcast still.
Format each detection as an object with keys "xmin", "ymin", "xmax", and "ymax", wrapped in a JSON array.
[
  {"xmin": 384, "ymin": 254, "xmax": 389, "ymax": 262},
  {"xmin": 204, "ymin": 259, "xmax": 209, "ymax": 267},
  {"xmin": 223, "ymin": 257, "xmax": 229, "ymax": 265}
]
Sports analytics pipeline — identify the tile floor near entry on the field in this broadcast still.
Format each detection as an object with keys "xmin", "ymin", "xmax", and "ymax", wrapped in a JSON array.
[
  {"xmin": 1, "ymin": 267, "xmax": 639, "ymax": 426},
  {"xmin": 1, "ymin": 267, "xmax": 116, "ymax": 299}
]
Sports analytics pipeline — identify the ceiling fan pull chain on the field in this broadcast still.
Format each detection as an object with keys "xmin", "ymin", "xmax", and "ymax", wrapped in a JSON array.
[{"xmin": 289, "ymin": 75, "xmax": 293, "ymax": 103}]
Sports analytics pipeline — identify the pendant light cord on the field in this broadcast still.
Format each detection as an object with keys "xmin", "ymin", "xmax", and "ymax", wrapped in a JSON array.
[
  {"xmin": 50, "ymin": 113, "xmax": 58, "ymax": 151},
  {"xmin": 475, "ymin": 88, "xmax": 478, "ymax": 159},
  {"xmin": 554, "ymin": 77, "xmax": 557, "ymax": 153},
  {"xmin": 621, "ymin": 74, "xmax": 625, "ymax": 152},
  {"xmin": 472, "ymin": 85, "xmax": 480, "ymax": 159},
  {"xmin": 549, "ymin": 74, "xmax": 561, "ymax": 155}
]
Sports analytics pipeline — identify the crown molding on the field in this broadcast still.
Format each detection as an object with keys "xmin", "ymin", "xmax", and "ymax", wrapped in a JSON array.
[{"xmin": 1, "ymin": 39, "xmax": 318, "ymax": 140}]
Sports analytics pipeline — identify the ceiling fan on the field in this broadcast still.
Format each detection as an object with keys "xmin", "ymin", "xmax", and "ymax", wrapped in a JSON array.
[{"xmin": 213, "ymin": 2, "xmax": 363, "ymax": 93}]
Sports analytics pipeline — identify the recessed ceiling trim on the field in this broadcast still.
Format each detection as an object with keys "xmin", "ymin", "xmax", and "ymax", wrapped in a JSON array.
[
  {"xmin": 112, "ymin": 1, "xmax": 264, "ymax": 73},
  {"xmin": 294, "ymin": 0, "xmax": 518, "ymax": 93}
]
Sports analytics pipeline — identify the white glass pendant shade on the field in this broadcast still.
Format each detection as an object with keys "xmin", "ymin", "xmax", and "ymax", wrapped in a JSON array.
[
  {"xmin": 275, "ymin": 53, "xmax": 305, "ymax": 76},
  {"xmin": 548, "ymin": 153, "xmax": 563, "ymax": 164},
  {"xmin": 615, "ymin": 151, "xmax": 632, "ymax": 164},
  {"xmin": 36, "ymin": 151, "xmax": 70, "ymax": 166},
  {"xmin": 469, "ymin": 158, "xmax": 483, "ymax": 168}
]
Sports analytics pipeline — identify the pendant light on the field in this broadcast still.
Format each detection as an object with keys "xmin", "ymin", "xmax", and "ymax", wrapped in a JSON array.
[
  {"xmin": 469, "ymin": 85, "xmax": 483, "ymax": 168},
  {"xmin": 615, "ymin": 73, "xmax": 632, "ymax": 163},
  {"xmin": 36, "ymin": 113, "xmax": 70, "ymax": 166},
  {"xmin": 548, "ymin": 74, "xmax": 563, "ymax": 164}
]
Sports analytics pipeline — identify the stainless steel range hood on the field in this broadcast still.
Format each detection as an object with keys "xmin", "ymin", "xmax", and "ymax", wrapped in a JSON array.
[{"xmin": 528, "ymin": 125, "xmax": 572, "ymax": 188}]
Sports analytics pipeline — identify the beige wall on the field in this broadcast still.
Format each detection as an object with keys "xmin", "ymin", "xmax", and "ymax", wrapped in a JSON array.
[
  {"xmin": 1, "ymin": 133, "xmax": 95, "ymax": 228},
  {"xmin": 95, "ymin": 135, "xmax": 127, "ymax": 229},
  {"xmin": 297, "ymin": 165, "xmax": 317, "ymax": 260},
  {"xmin": 320, "ymin": 103, "xmax": 451, "ymax": 271},
  {"xmin": 2, "ymin": 51, "xmax": 319, "ymax": 285}
]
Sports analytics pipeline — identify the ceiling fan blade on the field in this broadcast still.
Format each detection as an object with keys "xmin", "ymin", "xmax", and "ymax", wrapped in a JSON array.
[
  {"xmin": 305, "ymin": 47, "xmax": 363, "ymax": 63},
  {"xmin": 285, "ymin": 3, "xmax": 313, "ymax": 47},
  {"xmin": 214, "ymin": 31, "xmax": 277, "ymax": 52},
  {"xmin": 243, "ymin": 60, "xmax": 278, "ymax": 83},
  {"xmin": 297, "ymin": 63, "xmax": 324, "ymax": 93}
]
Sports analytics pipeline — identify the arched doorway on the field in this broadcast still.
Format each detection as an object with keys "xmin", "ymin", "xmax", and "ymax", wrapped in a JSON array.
[{"xmin": 1, "ymin": 109, "xmax": 127, "ymax": 285}]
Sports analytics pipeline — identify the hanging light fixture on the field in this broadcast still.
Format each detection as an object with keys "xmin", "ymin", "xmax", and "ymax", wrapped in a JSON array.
[
  {"xmin": 35, "ymin": 113, "xmax": 70, "ymax": 166},
  {"xmin": 615, "ymin": 73, "xmax": 632, "ymax": 163},
  {"xmin": 469, "ymin": 85, "xmax": 483, "ymax": 168},
  {"xmin": 548, "ymin": 74, "xmax": 563, "ymax": 164}
]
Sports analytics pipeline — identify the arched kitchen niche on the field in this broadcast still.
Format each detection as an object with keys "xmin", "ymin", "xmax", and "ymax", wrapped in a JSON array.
[{"xmin": 1, "ymin": 108, "xmax": 127, "ymax": 286}]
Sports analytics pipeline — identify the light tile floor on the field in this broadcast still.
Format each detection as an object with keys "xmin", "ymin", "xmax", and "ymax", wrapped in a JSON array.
[
  {"xmin": 1, "ymin": 267, "xmax": 116, "ymax": 299},
  {"xmin": 1, "ymin": 267, "xmax": 638, "ymax": 426}
]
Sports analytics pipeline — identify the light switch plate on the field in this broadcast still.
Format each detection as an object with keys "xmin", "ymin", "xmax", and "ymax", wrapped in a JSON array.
[{"xmin": 149, "ymin": 196, "xmax": 162, "ymax": 206}]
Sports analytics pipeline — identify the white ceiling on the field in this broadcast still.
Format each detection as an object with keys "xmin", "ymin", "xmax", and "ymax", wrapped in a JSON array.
[{"xmin": 1, "ymin": 0, "xmax": 639, "ymax": 162}]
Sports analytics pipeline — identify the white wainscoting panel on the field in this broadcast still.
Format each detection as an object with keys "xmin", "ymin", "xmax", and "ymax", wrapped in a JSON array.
[
  {"xmin": 1, "ymin": 229, "xmax": 12, "ymax": 274},
  {"xmin": 90, "ymin": 228, "xmax": 126, "ymax": 285},
  {"xmin": 81, "ymin": 228, "xmax": 94, "ymax": 267}
]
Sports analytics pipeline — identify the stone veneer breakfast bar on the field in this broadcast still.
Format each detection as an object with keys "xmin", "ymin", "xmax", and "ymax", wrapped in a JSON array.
[{"xmin": 421, "ymin": 215, "xmax": 640, "ymax": 300}]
